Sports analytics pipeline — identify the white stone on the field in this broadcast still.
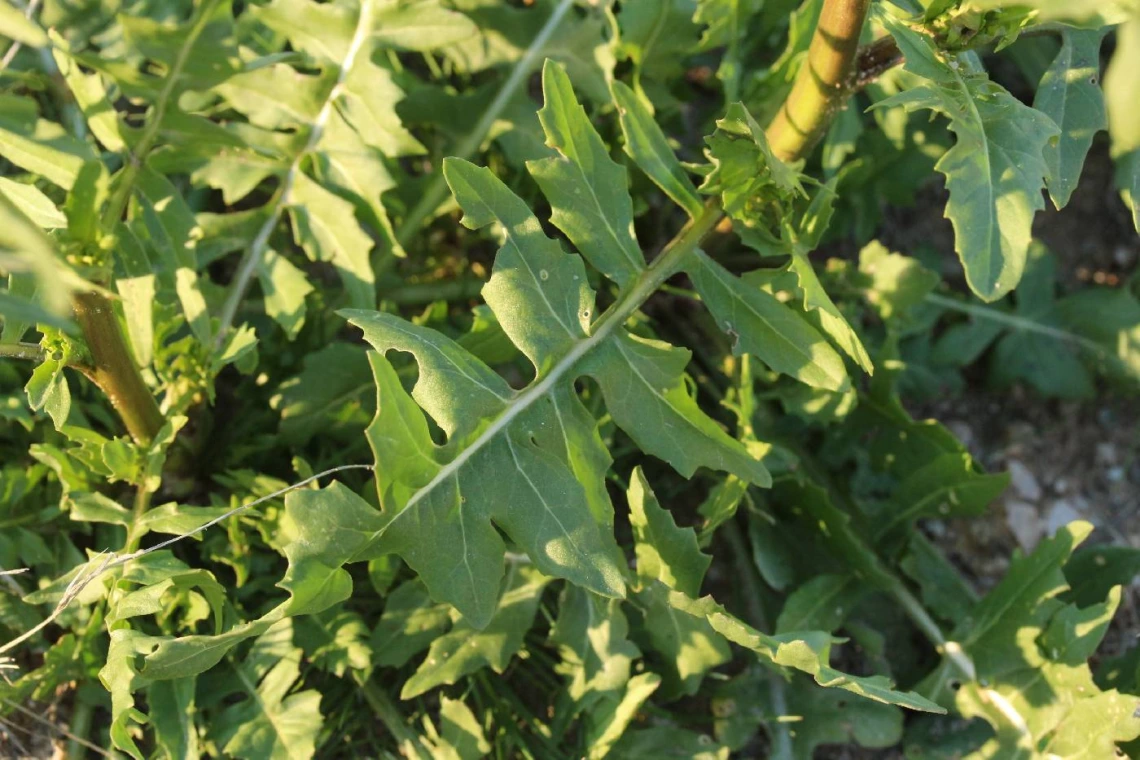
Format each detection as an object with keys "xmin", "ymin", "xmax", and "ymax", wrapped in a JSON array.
[
  {"xmin": 1007, "ymin": 460, "xmax": 1041, "ymax": 501},
  {"xmin": 1006, "ymin": 499, "xmax": 1043, "ymax": 551}
]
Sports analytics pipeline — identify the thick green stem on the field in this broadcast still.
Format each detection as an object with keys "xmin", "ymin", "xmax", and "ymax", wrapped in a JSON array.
[
  {"xmin": 72, "ymin": 292, "xmax": 162, "ymax": 445},
  {"xmin": 767, "ymin": 0, "xmax": 872, "ymax": 161}
]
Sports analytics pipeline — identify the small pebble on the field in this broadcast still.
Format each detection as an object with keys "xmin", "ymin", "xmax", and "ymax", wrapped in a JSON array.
[
  {"xmin": 1053, "ymin": 477, "xmax": 1070, "ymax": 494},
  {"xmin": 1046, "ymin": 498, "xmax": 1088, "ymax": 535},
  {"xmin": 1095, "ymin": 443, "xmax": 1118, "ymax": 466},
  {"xmin": 1007, "ymin": 460, "xmax": 1042, "ymax": 502},
  {"xmin": 1107, "ymin": 466, "xmax": 1125, "ymax": 483},
  {"xmin": 1006, "ymin": 499, "xmax": 1043, "ymax": 551}
]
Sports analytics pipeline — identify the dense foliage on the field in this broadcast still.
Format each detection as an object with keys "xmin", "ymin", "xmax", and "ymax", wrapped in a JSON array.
[{"xmin": 1, "ymin": 0, "xmax": 1139, "ymax": 757}]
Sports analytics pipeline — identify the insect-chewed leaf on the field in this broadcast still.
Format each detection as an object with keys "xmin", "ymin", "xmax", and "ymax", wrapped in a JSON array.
[{"xmin": 877, "ymin": 17, "xmax": 1059, "ymax": 302}]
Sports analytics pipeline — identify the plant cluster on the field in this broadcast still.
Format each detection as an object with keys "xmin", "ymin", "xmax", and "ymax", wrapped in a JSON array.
[{"xmin": 1, "ymin": 0, "xmax": 1139, "ymax": 757}]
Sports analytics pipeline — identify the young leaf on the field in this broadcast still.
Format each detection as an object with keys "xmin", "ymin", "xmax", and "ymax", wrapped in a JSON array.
[
  {"xmin": 611, "ymin": 80, "xmax": 704, "ymax": 218},
  {"xmin": 877, "ymin": 17, "xmax": 1059, "ymax": 301}
]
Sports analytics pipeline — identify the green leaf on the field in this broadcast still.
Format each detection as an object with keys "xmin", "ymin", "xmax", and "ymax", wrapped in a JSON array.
[
  {"xmin": 635, "ymin": 581, "xmax": 732, "ymax": 699},
  {"xmin": 628, "ymin": 466, "xmax": 710, "ymax": 597},
  {"xmin": 584, "ymin": 672, "xmax": 662, "ymax": 760},
  {"xmin": 148, "ymin": 677, "xmax": 200, "ymax": 760},
  {"xmin": 690, "ymin": 251, "xmax": 849, "ymax": 391},
  {"xmin": 528, "ymin": 60, "xmax": 644, "ymax": 289},
  {"xmin": 401, "ymin": 563, "xmax": 549, "ymax": 698},
  {"xmin": 0, "ymin": 177, "xmax": 66, "ymax": 229},
  {"xmin": 921, "ymin": 522, "xmax": 1140, "ymax": 756},
  {"xmin": 616, "ymin": 0, "xmax": 701, "ymax": 97},
  {"xmin": 1105, "ymin": 18, "xmax": 1140, "ymax": 232},
  {"xmin": 775, "ymin": 574, "xmax": 863, "ymax": 634},
  {"xmin": 0, "ymin": 1, "xmax": 47, "ymax": 46},
  {"xmin": 25, "ymin": 358, "xmax": 70, "ymax": 430},
  {"xmin": 436, "ymin": 697, "xmax": 492, "ymax": 760},
  {"xmin": 276, "ymin": 343, "xmax": 374, "ymax": 446},
  {"xmin": 877, "ymin": 18, "xmax": 1059, "ymax": 301},
  {"xmin": 611, "ymin": 80, "xmax": 704, "ymax": 218},
  {"xmin": 0, "ymin": 95, "xmax": 95, "ymax": 190},
  {"xmin": 372, "ymin": 579, "xmax": 453, "ymax": 669},
  {"xmin": 611, "ymin": 725, "xmax": 729, "ymax": 759},
  {"xmin": 288, "ymin": 173, "xmax": 375, "ymax": 310},
  {"xmin": 549, "ymin": 585, "xmax": 639, "ymax": 701},
  {"xmin": 857, "ymin": 241, "xmax": 940, "ymax": 321},
  {"xmin": 668, "ymin": 590, "xmax": 944, "ymax": 712},
  {"xmin": 1063, "ymin": 545, "xmax": 1140, "ymax": 608},
  {"xmin": 584, "ymin": 331, "xmax": 770, "ymax": 484},
  {"xmin": 694, "ymin": 0, "xmax": 764, "ymax": 101},
  {"xmin": 344, "ymin": 137, "xmax": 765, "ymax": 622},
  {"xmin": 215, "ymin": 622, "xmax": 323, "ymax": 760},
  {"xmin": 869, "ymin": 453, "xmax": 1010, "ymax": 546},
  {"xmin": 370, "ymin": 0, "xmax": 477, "ymax": 51},
  {"xmin": 258, "ymin": 249, "xmax": 312, "ymax": 340},
  {"xmin": 1035, "ymin": 29, "xmax": 1106, "ymax": 209}
]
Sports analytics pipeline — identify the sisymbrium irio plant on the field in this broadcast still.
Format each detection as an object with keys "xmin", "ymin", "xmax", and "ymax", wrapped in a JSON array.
[{"xmin": 1, "ymin": 0, "xmax": 1139, "ymax": 757}]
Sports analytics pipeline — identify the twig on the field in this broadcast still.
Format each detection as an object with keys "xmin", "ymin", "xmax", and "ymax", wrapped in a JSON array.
[{"xmin": 0, "ymin": 464, "xmax": 374, "ymax": 659}]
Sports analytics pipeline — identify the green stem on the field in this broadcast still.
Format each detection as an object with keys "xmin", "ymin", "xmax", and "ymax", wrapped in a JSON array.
[
  {"xmin": 99, "ymin": 0, "xmax": 223, "ymax": 229},
  {"xmin": 72, "ymin": 292, "xmax": 163, "ymax": 445},
  {"xmin": 213, "ymin": 0, "xmax": 375, "ymax": 348},
  {"xmin": 123, "ymin": 484, "xmax": 152, "ymax": 553},
  {"xmin": 354, "ymin": 673, "xmax": 432, "ymax": 760},
  {"xmin": 924, "ymin": 292, "xmax": 1108, "ymax": 357},
  {"xmin": 381, "ymin": 276, "xmax": 485, "ymax": 305},
  {"xmin": 767, "ymin": 0, "xmax": 872, "ymax": 162},
  {"xmin": 0, "ymin": 342, "xmax": 45, "ymax": 361},
  {"xmin": 394, "ymin": 0, "xmax": 576, "ymax": 247}
]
